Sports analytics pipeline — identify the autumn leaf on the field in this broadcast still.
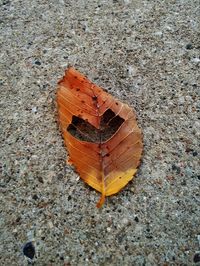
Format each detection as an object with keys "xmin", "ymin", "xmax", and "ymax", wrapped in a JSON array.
[{"xmin": 57, "ymin": 67, "xmax": 143, "ymax": 207}]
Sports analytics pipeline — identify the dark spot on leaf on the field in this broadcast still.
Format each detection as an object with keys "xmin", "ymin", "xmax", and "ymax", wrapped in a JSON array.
[
  {"xmin": 81, "ymin": 100, "xmax": 85, "ymax": 104},
  {"xmin": 92, "ymin": 96, "xmax": 97, "ymax": 101},
  {"xmin": 116, "ymin": 102, "xmax": 119, "ymax": 105},
  {"xmin": 76, "ymin": 88, "xmax": 80, "ymax": 91},
  {"xmin": 23, "ymin": 242, "xmax": 35, "ymax": 259}
]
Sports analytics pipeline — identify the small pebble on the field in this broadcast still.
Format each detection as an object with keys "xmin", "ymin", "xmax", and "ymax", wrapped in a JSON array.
[
  {"xmin": 32, "ymin": 194, "xmax": 38, "ymax": 200},
  {"xmin": 34, "ymin": 60, "xmax": 41, "ymax": 65},
  {"xmin": 172, "ymin": 164, "xmax": 181, "ymax": 174},
  {"xmin": 134, "ymin": 216, "xmax": 139, "ymax": 222},
  {"xmin": 197, "ymin": 235, "xmax": 200, "ymax": 246},
  {"xmin": 191, "ymin": 57, "xmax": 200, "ymax": 63},
  {"xmin": 154, "ymin": 31, "xmax": 163, "ymax": 36},
  {"xmin": 31, "ymin": 107, "xmax": 37, "ymax": 113},
  {"xmin": 193, "ymin": 253, "xmax": 200, "ymax": 263},
  {"xmin": 185, "ymin": 43, "xmax": 193, "ymax": 50},
  {"xmin": 23, "ymin": 242, "xmax": 35, "ymax": 260}
]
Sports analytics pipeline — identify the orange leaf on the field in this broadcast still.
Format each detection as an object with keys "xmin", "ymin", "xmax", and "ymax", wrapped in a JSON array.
[{"xmin": 57, "ymin": 67, "xmax": 143, "ymax": 207}]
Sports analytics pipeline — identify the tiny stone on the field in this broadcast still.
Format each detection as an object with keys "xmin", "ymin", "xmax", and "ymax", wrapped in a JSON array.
[
  {"xmin": 147, "ymin": 253, "xmax": 156, "ymax": 263},
  {"xmin": 191, "ymin": 57, "xmax": 200, "ymax": 63},
  {"xmin": 121, "ymin": 218, "xmax": 130, "ymax": 226},
  {"xmin": 197, "ymin": 235, "xmax": 200, "ymax": 246},
  {"xmin": 57, "ymin": 173, "xmax": 63, "ymax": 179},
  {"xmin": 37, "ymin": 176, "xmax": 44, "ymax": 183},
  {"xmin": 48, "ymin": 221, "xmax": 53, "ymax": 229},
  {"xmin": 186, "ymin": 43, "xmax": 193, "ymax": 49},
  {"xmin": 31, "ymin": 107, "xmax": 37, "ymax": 113},
  {"xmin": 193, "ymin": 253, "xmax": 200, "ymax": 263},
  {"xmin": 181, "ymin": 180, "xmax": 187, "ymax": 186},
  {"xmin": 68, "ymin": 195, "xmax": 72, "ymax": 201},
  {"xmin": 134, "ymin": 216, "xmax": 139, "ymax": 222},
  {"xmin": 192, "ymin": 151, "xmax": 198, "ymax": 156},
  {"xmin": 178, "ymin": 96, "xmax": 185, "ymax": 105},
  {"xmin": 16, "ymin": 217, "xmax": 21, "ymax": 223},
  {"xmin": 154, "ymin": 31, "xmax": 163, "ymax": 36},
  {"xmin": 107, "ymin": 227, "xmax": 111, "ymax": 232},
  {"xmin": 23, "ymin": 242, "xmax": 35, "ymax": 260},
  {"xmin": 32, "ymin": 194, "xmax": 38, "ymax": 200},
  {"xmin": 127, "ymin": 65, "xmax": 136, "ymax": 76},
  {"xmin": 35, "ymin": 60, "xmax": 41, "ymax": 65},
  {"xmin": 172, "ymin": 164, "xmax": 181, "ymax": 174},
  {"xmin": 185, "ymin": 167, "xmax": 193, "ymax": 177}
]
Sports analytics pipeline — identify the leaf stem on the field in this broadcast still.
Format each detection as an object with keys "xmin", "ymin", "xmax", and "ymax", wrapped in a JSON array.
[{"xmin": 96, "ymin": 173, "xmax": 106, "ymax": 208}]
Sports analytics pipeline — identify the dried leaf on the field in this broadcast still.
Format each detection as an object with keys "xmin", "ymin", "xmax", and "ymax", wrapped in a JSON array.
[{"xmin": 57, "ymin": 67, "xmax": 143, "ymax": 207}]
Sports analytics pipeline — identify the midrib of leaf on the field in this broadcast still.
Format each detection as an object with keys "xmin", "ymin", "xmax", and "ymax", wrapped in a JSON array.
[{"xmin": 89, "ymin": 86, "xmax": 106, "ymax": 208}]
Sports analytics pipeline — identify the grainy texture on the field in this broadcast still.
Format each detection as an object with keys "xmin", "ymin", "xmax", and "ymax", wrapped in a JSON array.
[{"xmin": 0, "ymin": 0, "xmax": 199, "ymax": 265}]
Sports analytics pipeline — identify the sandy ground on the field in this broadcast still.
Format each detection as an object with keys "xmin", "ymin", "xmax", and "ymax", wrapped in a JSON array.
[{"xmin": 0, "ymin": 0, "xmax": 200, "ymax": 265}]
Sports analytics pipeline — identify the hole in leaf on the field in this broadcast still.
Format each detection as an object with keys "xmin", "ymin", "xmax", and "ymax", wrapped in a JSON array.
[{"xmin": 67, "ymin": 109, "xmax": 124, "ymax": 143}]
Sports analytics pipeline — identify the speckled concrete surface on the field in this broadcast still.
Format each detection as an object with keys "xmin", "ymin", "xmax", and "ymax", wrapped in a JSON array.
[{"xmin": 0, "ymin": 0, "xmax": 200, "ymax": 265}]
